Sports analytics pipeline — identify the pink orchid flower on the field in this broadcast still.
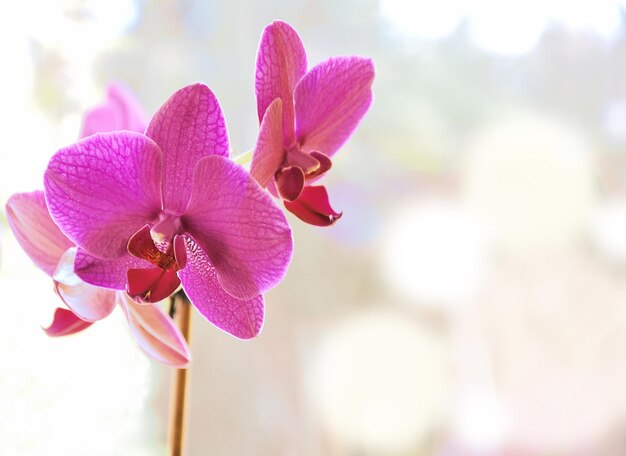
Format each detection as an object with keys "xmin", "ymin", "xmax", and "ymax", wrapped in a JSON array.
[
  {"xmin": 6, "ymin": 190, "xmax": 191, "ymax": 367},
  {"xmin": 80, "ymin": 83, "xmax": 147, "ymax": 138},
  {"xmin": 44, "ymin": 83, "xmax": 294, "ymax": 340},
  {"xmin": 5, "ymin": 84, "xmax": 190, "ymax": 366},
  {"xmin": 251, "ymin": 20, "xmax": 375, "ymax": 226}
]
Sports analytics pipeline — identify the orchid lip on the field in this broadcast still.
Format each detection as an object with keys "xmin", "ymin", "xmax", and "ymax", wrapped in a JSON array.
[
  {"xmin": 126, "ymin": 224, "xmax": 185, "ymax": 303},
  {"xmin": 280, "ymin": 148, "xmax": 333, "ymax": 183}
]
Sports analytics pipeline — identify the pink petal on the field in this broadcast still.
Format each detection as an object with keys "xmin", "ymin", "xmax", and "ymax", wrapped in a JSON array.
[
  {"xmin": 180, "ymin": 236, "xmax": 264, "ymax": 339},
  {"xmin": 250, "ymin": 98, "xmax": 285, "ymax": 187},
  {"xmin": 146, "ymin": 83, "xmax": 229, "ymax": 214},
  {"xmin": 118, "ymin": 293, "xmax": 190, "ymax": 367},
  {"xmin": 44, "ymin": 132, "xmax": 163, "ymax": 259},
  {"xmin": 5, "ymin": 191, "xmax": 73, "ymax": 276},
  {"xmin": 53, "ymin": 248, "xmax": 117, "ymax": 321},
  {"xmin": 43, "ymin": 307, "xmax": 93, "ymax": 337},
  {"xmin": 275, "ymin": 166, "xmax": 305, "ymax": 201},
  {"xmin": 294, "ymin": 57, "xmax": 374, "ymax": 157},
  {"xmin": 255, "ymin": 20, "xmax": 307, "ymax": 146},
  {"xmin": 284, "ymin": 185, "xmax": 343, "ymax": 227},
  {"xmin": 183, "ymin": 155, "xmax": 293, "ymax": 299},
  {"xmin": 74, "ymin": 248, "xmax": 151, "ymax": 290},
  {"xmin": 80, "ymin": 83, "xmax": 147, "ymax": 138}
]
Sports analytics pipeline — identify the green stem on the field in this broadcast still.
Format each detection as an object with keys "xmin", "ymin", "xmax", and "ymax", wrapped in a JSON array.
[{"xmin": 233, "ymin": 150, "xmax": 253, "ymax": 166}]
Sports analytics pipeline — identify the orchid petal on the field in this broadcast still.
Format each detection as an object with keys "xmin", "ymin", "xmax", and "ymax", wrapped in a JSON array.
[
  {"xmin": 275, "ymin": 166, "xmax": 305, "ymax": 201},
  {"xmin": 53, "ymin": 248, "xmax": 117, "ymax": 321},
  {"xmin": 44, "ymin": 132, "xmax": 163, "ymax": 259},
  {"xmin": 284, "ymin": 185, "xmax": 343, "ymax": 226},
  {"xmin": 43, "ymin": 307, "xmax": 93, "ymax": 337},
  {"xmin": 183, "ymin": 155, "xmax": 293, "ymax": 299},
  {"xmin": 146, "ymin": 83, "xmax": 229, "ymax": 213},
  {"xmin": 74, "ymin": 248, "xmax": 150, "ymax": 290},
  {"xmin": 6, "ymin": 191, "xmax": 73, "ymax": 276},
  {"xmin": 80, "ymin": 83, "xmax": 147, "ymax": 138},
  {"xmin": 256, "ymin": 20, "xmax": 307, "ymax": 146},
  {"xmin": 179, "ymin": 236, "xmax": 264, "ymax": 339},
  {"xmin": 118, "ymin": 293, "xmax": 190, "ymax": 367},
  {"xmin": 251, "ymin": 98, "xmax": 285, "ymax": 187},
  {"xmin": 295, "ymin": 57, "xmax": 374, "ymax": 156}
]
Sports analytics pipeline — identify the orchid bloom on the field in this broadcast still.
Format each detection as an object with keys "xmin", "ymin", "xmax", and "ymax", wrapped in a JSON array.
[
  {"xmin": 251, "ymin": 20, "xmax": 374, "ymax": 226},
  {"xmin": 6, "ymin": 191, "xmax": 191, "ymax": 367},
  {"xmin": 4, "ymin": 84, "xmax": 190, "ymax": 366},
  {"xmin": 44, "ymin": 83, "xmax": 293, "ymax": 340},
  {"xmin": 80, "ymin": 83, "xmax": 147, "ymax": 138}
]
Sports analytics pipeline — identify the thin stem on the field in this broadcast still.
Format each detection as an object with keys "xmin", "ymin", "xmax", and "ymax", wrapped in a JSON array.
[{"xmin": 168, "ymin": 292, "xmax": 192, "ymax": 456}]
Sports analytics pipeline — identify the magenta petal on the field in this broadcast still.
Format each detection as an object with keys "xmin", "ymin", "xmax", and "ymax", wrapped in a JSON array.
[
  {"xmin": 118, "ymin": 293, "xmax": 190, "ymax": 367},
  {"xmin": 44, "ymin": 132, "xmax": 163, "ymax": 259},
  {"xmin": 251, "ymin": 98, "xmax": 285, "ymax": 187},
  {"xmin": 284, "ymin": 185, "xmax": 343, "ymax": 227},
  {"xmin": 183, "ymin": 155, "xmax": 293, "ymax": 299},
  {"xmin": 295, "ymin": 57, "xmax": 374, "ymax": 157},
  {"xmin": 74, "ymin": 248, "xmax": 150, "ymax": 290},
  {"xmin": 275, "ymin": 166, "xmax": 305, "ymax": 201},
  {"xmin": 180, "ymin": 236, "xmax": 264, "ymax": 339},
  {"xmin": 80, "ymin": 83, "xmax": 147, "ymax": 138},
  {"xmin": 255, "ymin": 20, "xmax": 307, "ymax": 146},
  {"xmin": 43, "ymin": 307, "xmax": 93, "ymax": 337},
  {"xmin": 146, "ymin": 83, "xmax": 229, "ymax": 213},
  {"xmin": 6, "ymin": 191, "xmax": 73, "ymax": 276},
  {"xmin": 53, "ymin": 248, "xmax": 117, "ymax": 321}
]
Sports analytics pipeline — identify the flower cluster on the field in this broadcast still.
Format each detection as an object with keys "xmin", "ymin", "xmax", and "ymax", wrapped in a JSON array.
[{"xmin": 5, "ymin": 21, "xmax": 374, "ymax": 367}]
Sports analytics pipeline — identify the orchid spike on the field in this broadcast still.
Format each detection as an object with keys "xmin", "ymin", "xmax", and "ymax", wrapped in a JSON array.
[
  {"xmin": 251, "ymin": 20, "xmax": 374, "ymax": 226},
  {"xmin": 44, "ymin": 83, "xmax": 294, "ymax": 340},
  {"xmin": 6, "ymin": 191, "xmax": 191, "ymax": 367},
  {"xmin": 80, "ymin": 83, "xmax": 147, "ymax": 138}
]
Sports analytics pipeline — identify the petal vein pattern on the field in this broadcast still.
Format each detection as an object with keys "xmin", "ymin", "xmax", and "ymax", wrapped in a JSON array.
[
  {"xmin": 182, "ymin": 155, "xmax": 293, "ymax": 300},
  {"xmin": 146, "ymin": 83, "xmax": 229, "ymax": 213},
  {"xmin": 179, "ymin": 235, "xmax": 264, "ymax": 339},
  {"xmin": 295, "ymin": 56, "xmax": 375, "ymax": 157},
  {"xmin": 44, "ymin": 132, "xmax": 163, "ymax": 259}
]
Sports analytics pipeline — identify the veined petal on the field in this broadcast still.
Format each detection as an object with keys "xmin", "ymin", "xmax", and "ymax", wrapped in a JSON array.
[
  {"xmin": 43, "ymin": 307, "xmax": 93, "ymax": 337},
  {"xmin": 284, "ymin": 185, "xmax": 343, "ymax": 227},
  {"xmin": 80, "ymin": 83, "xmax": 147, "ymax": 138},
  {"xmin": 180, "ymin": 236, "xmax": 264, "ymax": 339},
  {"xmin": 146, "ymin": 83, "xmax": 229, "ymax": 213},
  {"xmin": 53, "ymin": 248, "xmax": 117, "ymax": 322},
  {"xmin": 183, "ymin": 155, "xmax": 293, "ymax": 299},
  {"xmin": 255, "ymin": 20, "xmax": 307, "ymax": 146},
  {"xmin": 74, "ymin": 248, "xmax": 151, "ymax": 290},
  {"xmin": 295, "ymin": 57, "xmax": 374, "ymax": 157},
  {"xmin": 44, "ymin": 132, "xmax": 163, "ymax": 259},
  {"xmin": 251, "ymin": 98, "xmax": 285, "ymax": 187},
  {"xmin": 6, "ymin": 191, "xmax": 73, "ymax": 276},
  {"xmin": 118, "ymin": 293, "xmax": 190, "ymax": 367}
]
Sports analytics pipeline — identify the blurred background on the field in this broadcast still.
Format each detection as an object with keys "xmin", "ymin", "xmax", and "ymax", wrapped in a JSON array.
[{"xmin": 3, "ymin": 0, "xmax": 626, "ymax": 454}]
